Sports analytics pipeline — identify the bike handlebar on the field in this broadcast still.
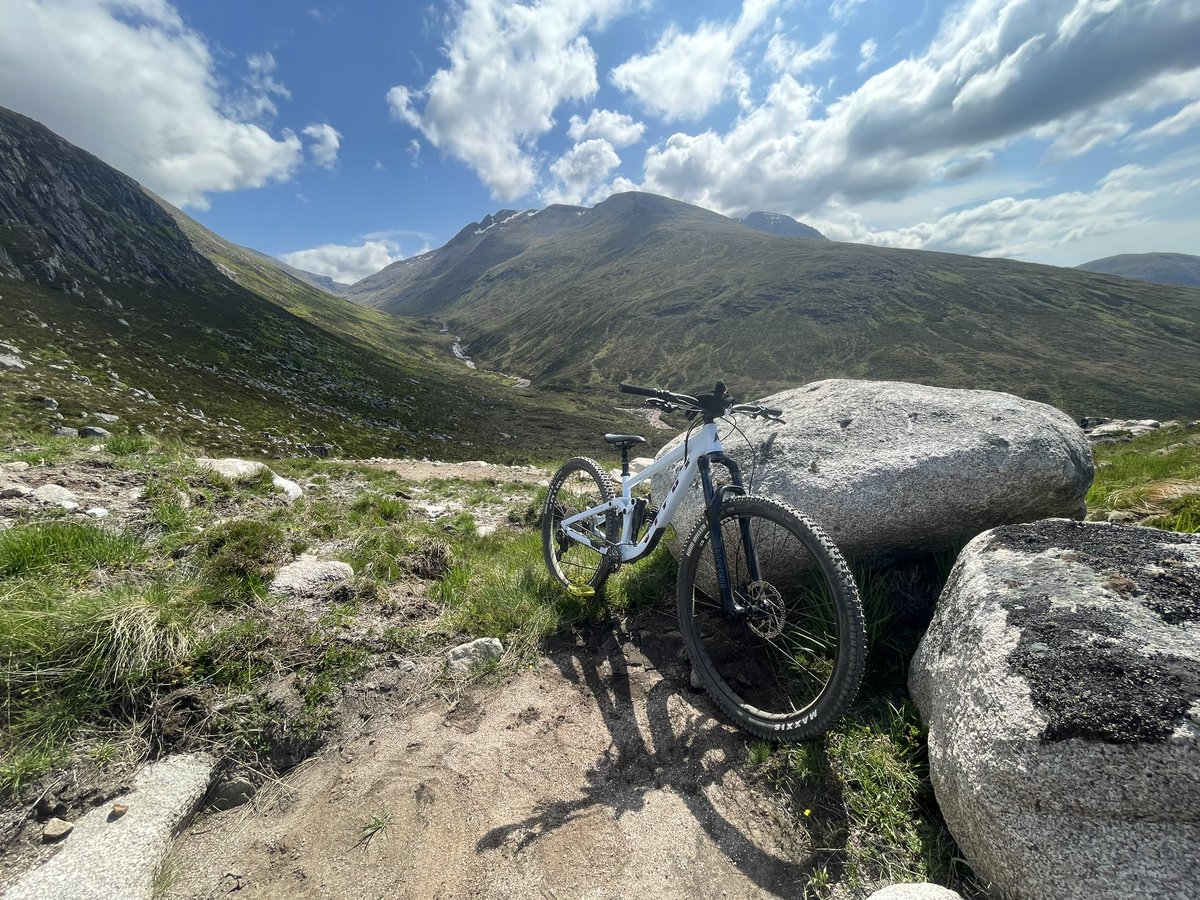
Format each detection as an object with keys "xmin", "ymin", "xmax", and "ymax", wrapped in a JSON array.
[{"xmin": 620, "ymin": 383, "xmax": 785, "ymax": 423}]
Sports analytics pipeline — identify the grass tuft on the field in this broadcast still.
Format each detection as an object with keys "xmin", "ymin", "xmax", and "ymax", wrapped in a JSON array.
[{"xmin": 0, "ymin": 522, "xmax": 145, "ymax": 579}]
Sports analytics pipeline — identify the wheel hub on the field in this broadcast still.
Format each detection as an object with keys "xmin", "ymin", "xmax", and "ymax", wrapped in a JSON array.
[{"xmin": 745, "ymin": 580, "xmax": 785, "ymax": 640}]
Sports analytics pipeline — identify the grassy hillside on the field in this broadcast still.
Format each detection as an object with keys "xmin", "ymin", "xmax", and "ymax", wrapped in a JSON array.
[
  {"xmin": 357, "ymin": 192, "xmax": 1200, "ymax": 419},
  {"xmin": 0, "ymin": 105, "xmax": 644, "ymax": 462},
  {"xmin": 1077, "ymin": 252, "xmax": 1200, "ymax": 288}
]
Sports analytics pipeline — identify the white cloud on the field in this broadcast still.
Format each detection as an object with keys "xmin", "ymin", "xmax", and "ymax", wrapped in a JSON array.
[
  {"xmin": 226, "ymin": 52, "xmax": 291, "ymax": 121},
  {"xmin": 0, "ymin": 0, "xmax": 309, "ymax": 209},
  {"xmin": 543, "ymin": 138, "xmax": 620, "ymax": 204},
  {"xmin": 1135, "ymin": 100, "xmax": 1200, "ymax": 145},
  {"xmin": 567, "ymin": 108, "xmax": 645, "ymax": 146},
  {"xmin": 830, "ymin": 0, "xmax": 866, "ymax": 21},
  {"xmin": 279, "ymin": 239, "xmax": 406, "ymax": 284},
  {"xmin": 302, "ymin": 123, "xmax": 341, "ymax": 168},
  {"xmin": 639, "ymin": 0, "xmax": 1200, "ymax": 221},
  {"xmin": 814, "ymin": 154, "xmax": 1200, "ymax": 265},
  {"xmin": 857, "ymin": 38, "xmax": 877, "ymax": 73},
  {"xmin": 386, "ymin": 0, "xmax": 627, "ymax": 200},
  {"xmin": 765, "ymin": 33, "xmax": 837, "ymax": 76},
  {"xmin": 611, "ymin": 0, "xmax": 781, "ymax": 121}
]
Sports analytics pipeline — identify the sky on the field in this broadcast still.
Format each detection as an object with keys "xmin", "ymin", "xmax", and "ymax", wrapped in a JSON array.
[{"xmin": 1, "ymin": 0, "xmax": 1199, "ymax": 284}]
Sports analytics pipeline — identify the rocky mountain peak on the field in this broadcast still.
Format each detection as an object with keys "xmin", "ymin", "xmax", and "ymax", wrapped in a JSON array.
[
  {"xmin": 0, "ymin": 105, "xmax": 211, "ymax": 289},
  {"xmin": 737, "ymin": 211, "xmax": 827, "ymax": 240}
]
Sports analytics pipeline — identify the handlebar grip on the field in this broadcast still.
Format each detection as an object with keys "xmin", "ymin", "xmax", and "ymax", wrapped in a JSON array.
[{"xmin": 618, "ymin": 383, "xmax": 660, "ymax": 398}]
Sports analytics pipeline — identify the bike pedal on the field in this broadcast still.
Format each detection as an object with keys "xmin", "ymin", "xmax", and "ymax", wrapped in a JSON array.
[{"xmin": 566, "ymin": 585, "xmax": 596, "ymax": 598}]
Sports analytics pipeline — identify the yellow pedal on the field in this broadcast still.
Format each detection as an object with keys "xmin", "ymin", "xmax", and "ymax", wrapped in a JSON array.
[{"xmin": 566, "ymin": 585, "xmax": 596, "ymax": 598}]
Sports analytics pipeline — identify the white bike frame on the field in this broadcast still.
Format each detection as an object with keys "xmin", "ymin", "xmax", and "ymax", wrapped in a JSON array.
[{"xmin": 560, "ymin": 422, "xmax": 724, "ymax": 564}]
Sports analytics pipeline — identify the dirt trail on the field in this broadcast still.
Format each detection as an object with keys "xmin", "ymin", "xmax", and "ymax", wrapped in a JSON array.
[
  {"xmin": 164, "ymin": 626, "xmax": 809, "ymax": 899},
  {"xmin": 362, "ymin": 458, "xmax": 549, "ymax": 485}
]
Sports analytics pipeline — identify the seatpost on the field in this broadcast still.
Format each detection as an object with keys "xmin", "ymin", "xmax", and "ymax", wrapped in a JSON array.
[{"xmin": 620, "ymin": 443, "xmax": 631, "ymax": 477}]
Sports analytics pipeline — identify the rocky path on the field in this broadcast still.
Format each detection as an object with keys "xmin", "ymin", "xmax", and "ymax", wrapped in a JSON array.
[{"xmin": 163, "ymin": 627, "xmax": 806, "ymax": 900}]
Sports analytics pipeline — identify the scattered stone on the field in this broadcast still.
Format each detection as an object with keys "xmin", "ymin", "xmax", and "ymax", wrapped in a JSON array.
[
  {"xmin": 85, "ymin": 507, "xmax": 109, "ymax": 519},
  {"xmin": 41, "ymin": 818, "xmax": 74, "ymax": 843},
  {"xmin": 654, "ymin": 379, "xmax": 1093, "ymax": 561},
  {"xmin": 79, "ymin": 426, "xmax": 111, "ymax": 439},
  {"xmin": 1086, "ymin": 418, "xmax": 1163, "ymax": 442},
  {"xmin": 195, "ymin": 457, "xmax": 266, "ymax": 481},
  {"xmin": 446, "ymin": 637, "xmax": 504, "ymax": 675},
  {"xmin": 2, "ymin": 461, "xmax": 30, "ymax": 472},
  {"xmin": 867, "ymin": 886, "xmax": 963, "ymax": 900},
  {"xmin": 36, "ymin": 397, "xmax": 58, "ymax": 410},
  {"xmin": 910, "ymin": 520, "xmax": 1200, "ymax": 900},
  {"xmin": 94, "ymin": 412, "xmax": 119, "ymax": 423},
  {"xmin": 689, "ymin": 668, "xmax": 703, "ymax": 690},
  {"xmin": 0, "ymin": 481, "xmax": 32, "ymax": 499},
  {"xmin": 109, "ymin": 803, "xmax": 128, "ymax": 819},
  {"xmin": 208, "ymin": 774, "xmax": 256, "ymax": 811},
  {"xmin": 269, "ymin": 556, "xmax": 354, "ymax": 598},
  {"xmin": 71, "ymin": 374, "xmax": 91, "ymax": 385},
  {"xmin": 5, "ymin": 753, "xmax": 214, "ymax": 900},
  {"xmin": 50, "ymin": 426, "xmax": 78, "ymax": 438},
  {"xmin": 0, "ymin": 352, "xmax": 25, "ymax": 370},
  {"xmin": 32, "ymin": 484, "xmax": 78, "ymax": 507},
  {"xmin": 476, "ymin": 524, "xmax": 497, "ymax": 537},
  {"xmin": 271, "ymin": 474, "xmax": 303, "ymax": 502}
]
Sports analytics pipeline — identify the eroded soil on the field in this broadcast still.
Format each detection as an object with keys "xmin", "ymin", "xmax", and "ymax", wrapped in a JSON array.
[{"xmin": 164, "ymin": 626, "xmax": 810, "ymax": 900}]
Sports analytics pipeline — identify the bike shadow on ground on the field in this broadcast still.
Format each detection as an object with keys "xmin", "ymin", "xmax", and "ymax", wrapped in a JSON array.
[{"xmin": 474, "ymin": 609, "xmax": 849, "ymax": 894}]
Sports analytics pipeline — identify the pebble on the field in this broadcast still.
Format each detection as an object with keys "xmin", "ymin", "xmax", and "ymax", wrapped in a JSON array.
[
  {"xmin": 85, "ymin": 507, "xmax": 109, "ymax": 518},
  {"xmin": 0, "ymin": 482, "xmax": 32, "ymax": 499},
  {"xmin": 41, "ymin": 818, "xmax": 74, "ymax": 842}
]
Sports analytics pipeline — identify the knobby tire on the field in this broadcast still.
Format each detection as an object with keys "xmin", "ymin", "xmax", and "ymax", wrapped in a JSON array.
[{"xmin": 677, "ymin": 495, "xmax": 866, "ymax": 740}]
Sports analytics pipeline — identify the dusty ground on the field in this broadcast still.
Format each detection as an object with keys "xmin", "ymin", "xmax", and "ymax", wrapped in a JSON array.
[
  {"xmin": 163, "ymin": 625, "xmax": 811, "ymax": 900},
  {"xmin": 362, "ymin": 458, "xmax": 549, "ymax": 485}
]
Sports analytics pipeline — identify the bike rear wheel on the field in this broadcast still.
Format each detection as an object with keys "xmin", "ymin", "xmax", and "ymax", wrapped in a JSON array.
[
  {"xmin": 677, "ymin": 495, "xmax": 866, "ymax": 740},
  {"xmin": 542, "ymin": 457, "xmax": 618, "ymax": 593}
]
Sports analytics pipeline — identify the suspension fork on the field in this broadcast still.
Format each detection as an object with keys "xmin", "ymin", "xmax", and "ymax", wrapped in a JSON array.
[{"xmin": 698, "ymin": 454, "xmax": 762, "ymax": 617}]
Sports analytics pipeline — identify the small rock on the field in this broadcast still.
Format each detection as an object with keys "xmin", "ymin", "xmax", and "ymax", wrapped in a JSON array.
[
  {"xmin": 446, "ymin": 637, "xmax": 504, "ymax": 675},
  {"xmin": 71, "ymin": 374, "xmax": 91, "ymax": 385},
  {"xmin": 0, "ymin": 482, "xmax": 32, "ymax": 499},
  {"xmin": 476, "ymin": 524, "xmax": 497, "ymax": 537},
  {"xmin": 0, "ymin": 353, "xmax": 25, "ymax": 371},
  {"xmin": 85, "ymin": 507, "xmax": 109, "ymax": 518},
  {"xmin": 37, "ymin": 397, "xmax": 59, "ymax": 410},
  {"xmin": 50, "ymin": 426, "xmax": 79, "ymax": 438},
  {"xmin": 194, "ymin": 457, "xmax": 267, "ymax": 481},
  {"xmin": 272, "ymin": 475, "xmax": 303, "ymax": 502},
  {"xmin": 94, "ymin": 413, "xmax": 119, "ymax": 423},
  {"xmin": 269, "ymin": 556, "xmax": 354, "ymax": 598},
  {"xmin": 209, "ymin": 774, "xmax": 256, "ymax": 811},
  {"xmin": 689, "ymin": 668, "xmax": 703, "ymax": 690},
  {"xmin": 109, "ymin": 803, "xmax": 128, "ymax": 818},
  {"xmin": 79, "ymin": 426, "xmax": 112, "ymax": 439},
  {"xmin": 867, "ymin": 886, "xmax": 964, "ymax": 900},
  {"xmin": 41, "ymin": 818, "xmax": 73, "ymax": 842},
  {"xmin": 32, "ymin": 484, "xmax": 78, "ymax": 507},
  {"xmin": 2, "ymin": 461, "xmax": 30, "ymax": 472}
]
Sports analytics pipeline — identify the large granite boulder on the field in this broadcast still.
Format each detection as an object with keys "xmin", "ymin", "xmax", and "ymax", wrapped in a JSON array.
[
  {"xmin": 909, "ymin": 520, "xmax": 1200, "ymax": 900},
  {"xmin": 652, "ymin": 380, "xmax": 1092, "ymax": 560}
]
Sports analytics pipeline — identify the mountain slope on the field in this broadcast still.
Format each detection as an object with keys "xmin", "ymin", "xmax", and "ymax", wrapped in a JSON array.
[
  {"xmin": 737, "ymin": 212, "xmax": 827, "ymax": 240},
  {"xmin": 355, "ymin": 191, "xmax": 1200, "ymax": 419},
  {"xmin": 1077, "ymin": 252, "xmax": 1200, "ymax": 288},
  {"xmin": 237, "ymin": 246, "xmax": 348, "ymax": 295},
  {"xmin": 0, "ymin": 105, "xmax": 641, "ymax": 460},
  {"xmin": 343, "ymin": 205, "xmax": 587, "ymax": 311}
]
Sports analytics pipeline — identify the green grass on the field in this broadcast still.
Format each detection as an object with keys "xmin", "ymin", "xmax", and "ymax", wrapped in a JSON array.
[
  {"xmin": 1088, "ymin": 422, "xmax": 1200, "ymax": 531},
  {"xmin": 105, "ymin": 433, "xmax": 154, "ymax": 456},
  {"xmin": 753, "ymin": 698, "xmax": 970, "ymax": 897},
  {"xmin": 0, "ymin": 522, "xmax": 146, "ymax": 579}
]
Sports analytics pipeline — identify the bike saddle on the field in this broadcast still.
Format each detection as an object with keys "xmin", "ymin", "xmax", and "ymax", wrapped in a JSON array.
[{"xmin": 604, "ymin": 434, "xmax": 646, "ymax": 445}]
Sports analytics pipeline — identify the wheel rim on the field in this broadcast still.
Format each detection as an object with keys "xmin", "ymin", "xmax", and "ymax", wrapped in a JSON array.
[
  {"xmin": 547, "ymin": 468, "xmax": 610, "ymax": 587},
  {"xmin": 686, "ymin": 512, "xmax": 842, "ymax": 720}
]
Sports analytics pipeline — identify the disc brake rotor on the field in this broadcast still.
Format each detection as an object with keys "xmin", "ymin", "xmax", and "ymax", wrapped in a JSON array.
[{"xmin": 745, "ymin": 580, "xmax": 785, "ymax": 640}]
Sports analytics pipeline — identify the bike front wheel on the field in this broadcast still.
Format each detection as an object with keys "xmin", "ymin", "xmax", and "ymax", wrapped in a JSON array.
[
  {"xmin": 542, "ymin": 456, "xmax": 618, "ymax": 594},
  {"xmin": 677, "ymin": 495, "xmax": 866, "ymax": 740}
]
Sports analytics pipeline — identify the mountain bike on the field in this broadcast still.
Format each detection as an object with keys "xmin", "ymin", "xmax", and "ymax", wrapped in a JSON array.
[{"xmin": 542, "ymin": 382, "xmax": 866, "ymax": 740}]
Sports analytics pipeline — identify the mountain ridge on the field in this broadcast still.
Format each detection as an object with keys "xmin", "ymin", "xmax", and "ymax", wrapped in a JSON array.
[
  {"xmin": 345, "ymin": 191, "xmax": 1200, "ymax": 419},
  {"xmin": 1077, "ymin": 252, "xmax": 1200, "ymax": 288}
]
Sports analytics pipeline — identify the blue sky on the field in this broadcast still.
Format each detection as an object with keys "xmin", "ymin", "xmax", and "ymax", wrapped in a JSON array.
[{"xmin": 2, "ymin": 0, "xmax": 1199, "ymax": 283}]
